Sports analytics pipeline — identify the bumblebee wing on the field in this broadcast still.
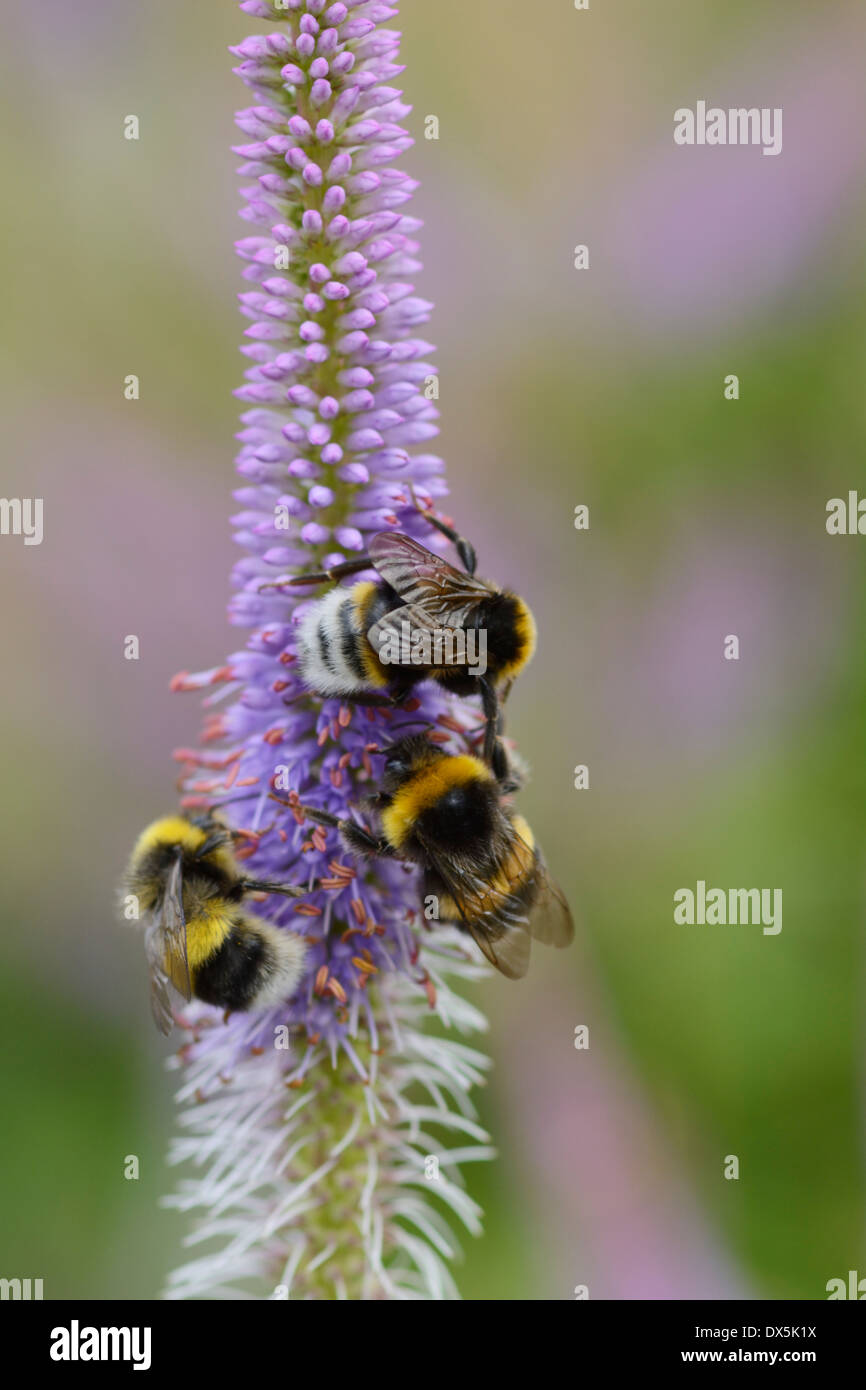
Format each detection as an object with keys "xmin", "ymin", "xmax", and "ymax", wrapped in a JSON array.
[
  {"xmin": 144, "ymin": 937, "xmax": 175, "ymax": 1037},
  {"xmin": 369, "ymin": 532, "xmax": 491, "ymax": 622},
  {"xmin": 162, "ymin": 855, "xmax": 193, "ymax": 997},
  {"xmin": 367, "ymin": 602, "xmax": 473, "ymax": 657},
  {"xmin": 466, "ymin": 915, "xmax": 531, "ymax": 980},
  {"xmin": 527, "ymin": 863, "xmax": 575, "ymax": 948},
  {"xmin": 144, "ymin": 855, "xmax": 191, "ymax": 1035},
  {"xmin": 507, "ymin": 820, "xmax": 574, "ymax": 948},
  {"xmin": 419, "ymin": 834, "xmax": 533, "ymax": 980}
]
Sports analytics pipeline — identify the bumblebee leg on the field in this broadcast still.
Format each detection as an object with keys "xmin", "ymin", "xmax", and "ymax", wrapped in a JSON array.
[
  {"xmin": 339, "ymin": 823, "xmax": 398, "ymax": 858},
  {"xmin": 277, "ymin": 556, "xmax": 376, "ymax": 589},
  {"xmin": 409, "ymin": 489, "xmax": 478, "ymax": 575},
  {"xmin": 478, "ymin": 677, "xmax": 510, "ymax": 783},
  {"xmin": 267, "ymin": 797, "xmax": 398, "ymax": 858},
  {"xmin": 422, "ymin": 513, "xmax": 477, "ymax": 575},
  {"xmin": 269, "ymin": 802, "xmax": 340, "ymax": 829},
  {"xmin": 240, "ymin": 877, "xmax": 322, "ymax": 897},
  {"xmin": 293, "ymin": 804, "xmax": 397, "ymax": 859},
  {"xmin": 336, "ymin": 691, "xmax": 399, "ymax": 708}
]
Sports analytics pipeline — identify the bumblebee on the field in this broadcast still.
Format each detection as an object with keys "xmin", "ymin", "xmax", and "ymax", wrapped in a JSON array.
[
  {"xmin": 289, "ymin": 735, "xmax": 574, "ymax": 980},
  {"xmin": 271, "ymin": 505, "xmax": 537, "ymax": 776},
  {"xmin": 124, "ymin": 813, "xmax": 310, "ymax": 1034}
]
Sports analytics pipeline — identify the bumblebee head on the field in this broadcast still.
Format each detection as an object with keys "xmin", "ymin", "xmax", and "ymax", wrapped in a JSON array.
[
  {"xmin": 132, "ymin": 814, "xmax": 204, "ymax": 858},
  {"xmin": 381, "ymin": 734, "xmax": 440, "ymax": 793},
  {"xmin": 129, "ymin": 812, "xmax": 237, "ymax": 877},
  {"xmin": 186, "ymin": 809, "xmax": 234, "ymax": 857}
]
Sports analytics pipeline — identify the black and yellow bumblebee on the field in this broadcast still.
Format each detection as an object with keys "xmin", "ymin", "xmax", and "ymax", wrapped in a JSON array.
[
  {"xmin": 289, "ymin": 735, "xmax": 573, "ymax": 980},
  {"xmin": 272, "ymin": 506, "xmax": 537, "ymax": 777},
  {"xmin": 124, "ymin": 813, "xmax": 310, "ymax": 1034}
]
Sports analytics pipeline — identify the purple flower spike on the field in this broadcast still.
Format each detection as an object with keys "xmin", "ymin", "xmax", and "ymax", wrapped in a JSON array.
[{"xmin": 164, "ymin": 0, "xmax": 493, "ymax": 1303}]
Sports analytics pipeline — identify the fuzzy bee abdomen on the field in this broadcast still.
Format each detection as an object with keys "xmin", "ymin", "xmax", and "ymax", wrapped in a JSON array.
[
  {"xmin": 193, "ymin": 914, "xmax": 307, "ymax": 1013},
  {"xmin": 296, "ymin": 582, "xmax": 392, "ymax": 697}
]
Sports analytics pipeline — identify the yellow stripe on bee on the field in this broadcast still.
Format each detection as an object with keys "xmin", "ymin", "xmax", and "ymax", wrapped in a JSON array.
[
  {"xmin": 511, "ymin": 814, "xmax": 535, "ymax": 853},
  {"xmin": 185, "ymin": 902, "xmax": 235, "ymax": 970},
  {"xmin": 481, "ymin": 830, "xmax": 535, "ymax": 909},
  {"xmin": 134, "ymin": 815, "xmax": 205, "ymax": 856},
  {"xmin": 132, "ymin": 815, "xmax": 238, "ymax": 879},
  {"xmin": 438, "ymin": 831, "xmax": 535, "ymax": 925},
  {"xmin": 162, "ymin": 901, "xmax": 234, "ymax": 990},
  {"xmin": 497, "ymin": 598, "xmax": 537, "ymax": 682},
  {"xmin": 438, "ymin": 892, "xmax": 461, "ymax": 920},
  {"xmin": 381, "ymin": 755, "xmax": 491, "ymax": 850},
  {"xmin": 351, "ymin": 581, "xmax": 391, "ymax": 689}
]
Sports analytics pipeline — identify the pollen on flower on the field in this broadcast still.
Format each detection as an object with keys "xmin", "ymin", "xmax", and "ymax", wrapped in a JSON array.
[{"xmin": 170, "ymin": 665, "xmax": 235, "ymax": 692}]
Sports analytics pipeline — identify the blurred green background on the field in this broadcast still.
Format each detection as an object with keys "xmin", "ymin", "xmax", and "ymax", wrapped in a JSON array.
[{"xmin": 1, "ymin": 0, "xmax": 865, "ymax": 1299}]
